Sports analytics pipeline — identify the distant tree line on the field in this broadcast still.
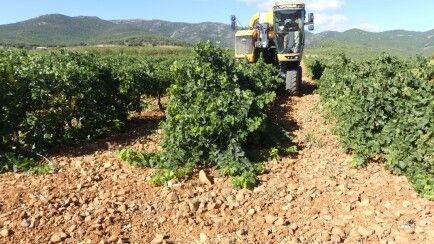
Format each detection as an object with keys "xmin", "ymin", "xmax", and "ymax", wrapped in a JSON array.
[{"xmin": 0, "ymin": 37, "xmax": 189, "ymax": 49}]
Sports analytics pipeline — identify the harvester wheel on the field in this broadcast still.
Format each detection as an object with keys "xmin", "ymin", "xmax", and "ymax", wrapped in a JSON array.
[{"xmin": 285, "ymin": 69, "xmax": 299, "ymax": 95}]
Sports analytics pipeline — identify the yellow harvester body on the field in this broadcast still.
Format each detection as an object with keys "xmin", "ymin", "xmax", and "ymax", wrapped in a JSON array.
[{"xmin": 233, "ymin": 1, "xmax": 314, "ymax": 94}]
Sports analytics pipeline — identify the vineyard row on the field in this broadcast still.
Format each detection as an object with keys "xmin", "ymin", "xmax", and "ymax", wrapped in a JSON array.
[{"xmin": 309, "ymin": 55, "xmax": 434, "ymax": 199}]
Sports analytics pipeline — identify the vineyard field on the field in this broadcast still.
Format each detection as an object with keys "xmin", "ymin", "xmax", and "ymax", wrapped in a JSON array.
[
  {"xmin": 1, "ymin": 43, "xmax": 293, "ymax": 187},
  {"xmin": 1, "ymin": 43, "xmax": 434, "ymax": 243},
  {"xmin": 2, "ymin": 0, "xmax": 434, "ymax": 242},
  {"xmin": 0, "ymin": 47, "xmax": 184, "ymax": 171},
  {"xmin": 309, "ymin": 55, "xmax": 434, "ymax": 199},
  {"xmin": 46, "ymin": 45, "xmax": 193, "ymax": 58}
]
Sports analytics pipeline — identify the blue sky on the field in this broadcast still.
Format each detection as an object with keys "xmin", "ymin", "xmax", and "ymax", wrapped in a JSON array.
[{"xmin": 0, "ymin": 0, "xmax": 433, "ymax": 32}]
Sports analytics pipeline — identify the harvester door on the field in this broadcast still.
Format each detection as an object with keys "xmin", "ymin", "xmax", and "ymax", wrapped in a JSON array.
[
  {"xmin": 235, "ymin": 30, "xmax": 258, "ymax": 63},
  {"xmin": 235, "ymin": 35, "xmax": 254, "ymax": 56}
]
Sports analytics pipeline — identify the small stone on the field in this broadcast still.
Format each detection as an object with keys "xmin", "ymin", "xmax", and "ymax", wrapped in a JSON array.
[
  {"xmin": 394, "ymin": 232, "xmax": 411, "ymax": 243},
  {"xmin": 63, "ymin": 213, "xmax": 72, "ymax": 221},
  {"xmin": 286, "ymin": 194, "xmax": 294, "ymax": 202},
  {"xmin": 349, "ymin": 193, "xmax": 361, "ymax": 203},
  {"xmin": 322, "ymin": 215, "xmax": 333, "ymax": 221},
  {"xmin": 118, "ymin": 204, "xmax": 127, "ymax": 213},
  {"xmin": 331, "ymin": 235, "xmax": 341, "ymax": 243},
  {"xmin": 220, "ymin": 188, "xmax": 232, "ymax": 196},
  {"xmin": 95, "ymin": 207, "xmax": 107, "ymax": 215},
  {"xmin": 414, "ymin": 226, "xmax": 423, "ymax": 234},
  {"xmin": 357, "ymin": 226, "xmax": 374, "ymax": 237},
  {"xmin": 167, "ymin": 192, "xmax": 179, "ymax": 203},
  {"xmin": 248, "ymin": 209, "xmax": 256, "ymax": 215},
  {"xmin": 289, "ymin": 223, "xmax": 298, "ymax": 231},
  {"xmin": 235, "ymin": 192, "xmax": 245, "ymax": 202},
  {"xmin": 275, "ymin": 218, "xmax": 286, "ymax": 226},
  {"xmin": 400, "ymin": 225, "xmax": 415, "ymax": 234},
  {"xmin": 282, "ymin": 204, "xmax": 293, "ymax": 211},
  {"xmin": 50, "ymin": 232, "xmax": 67, "ymax": 243},
  {"xmin": 427, "ymin": 228, "xmax": 434, "ymax": 239},
  {"xmin": 265, "ymin": 215, "xmax": 278, "ymax": 224},
  {"xmin": 1, "ymin": 228, "xmax": 11, "ymax": 237},
  {"xmin": 21, "ymin": 219, "xmax": 30, "ymax": 227},
  {"xmin": 263, "ymin": 229, "xmax": 271, "ymax": 236},
  {"xmin": 342, "ymin": 203, "xmax": 352, "ymax": 212},
  {"xmin": 402, "ymin": 201, "xmax": 411, "ymax": 208},
  {"xmin": 200, "ymin": 233, "xmax": 207, "ymax": 242},
  {"xmin": 253, "ymin": 186, "xmax": 265, "ymax": 194},
  {"xmin": 384, "ymin": 202, "xmax": 392, "ymax": 209},
  {"xmin": 67, "ymin": 225, "xmax": 76, "ymax": 233},
  {"xmin": 188, "ymin": 200, "xmax": 200, "ymax": 212},
  {"xmin": 199, "ymin": 170, "xmax": 213, "ymax": 186},
  {"xmin": 342, "ymin": 215, "xmax": 354, "ymax": 220},
  {"xmin": 348, "ymin": 228, "xmax": 361, "ymax": 239},
  {"xmin": 150, "ymin": 234, "xmax": 166, "ymax": 244},
  {"xmin": 321, "ymin": 231, "xmax": 331, "ymax": 241},
  {"xmin": 332, "ymin": 227, "xmax": 345, "ymax": 237},
  {"xmin": 117, "ymin": 189, "xmax": 129, "ymax": 196},
  {"xmin": 103, "ymin": 162, "xmax": 112, "ymax": 169},
  {"xmin": 74, "ymin": 160, "xmax": 83, "ymax": 169},
  {"xmin": 360, "ymin": 199, "xmax": 370, "ymax": 206},
  {"xmin": 108, "ymin": 236, "xmax": 119, "ymax": 242}
]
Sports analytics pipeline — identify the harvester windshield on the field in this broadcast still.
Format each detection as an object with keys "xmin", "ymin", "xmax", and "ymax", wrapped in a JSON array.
[{"xmin": 274, "ymin": 10, "xmax": 304, "ymax": 54}]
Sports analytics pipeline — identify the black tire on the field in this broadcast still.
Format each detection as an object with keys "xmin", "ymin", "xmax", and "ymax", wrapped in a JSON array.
[{"xmin": 285, "ymin": 69, "xmax": 299, "ymax": 95}]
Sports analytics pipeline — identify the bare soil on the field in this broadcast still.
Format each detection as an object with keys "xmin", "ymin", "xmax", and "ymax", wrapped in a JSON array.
[{"xmin": 1, "ymin": 76, "xmax": 433, "ymax": 243}]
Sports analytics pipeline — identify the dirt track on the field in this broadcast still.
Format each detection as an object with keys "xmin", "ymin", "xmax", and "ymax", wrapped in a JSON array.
[{"xmin": 1, "ymin": 76, "xmax": 433, "ymax": 243}]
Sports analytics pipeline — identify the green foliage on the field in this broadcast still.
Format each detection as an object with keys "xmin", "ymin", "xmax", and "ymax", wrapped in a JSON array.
[
  {"xmin": 61, "ymin": 46, "xmax": 193, "ymax": 59},
  {"xmin": 268, "ymin": 147, "xmax": 280, "ymax": 160},
  {"xmin": 349, "ymin": 157, "xmax": 367, "ymax": 168},
  {"xmin": 304, "ymin": 39, "xmax": 410, "ymax": 60},
  {"xmin": 318, "ymin": 54, "xmax": 434, "ymax": 199},
  {"xmin": 117, "ymin": 149, "xmax": 163, "ymax": 168},
  {"xmin": 0, "ymin": 151, "xmax": 52, "ymax": 174},
  {"xmin": 232, "ymin": 172, "xmax": 258, "ymax": 189},
  {"xmin": 305, "ymin": 58, "xmax": 327, "ymax": 80},
  {"xmin": 120, "ymin": 42, "xmax": 289, "ymax": 188},
  {"xmin": 0, "ymin": 49, "xmax": 173, "ymax": 158},
  {"xmin": 150, "ymin": 167, "xmax": 193, "ymax": 186}
]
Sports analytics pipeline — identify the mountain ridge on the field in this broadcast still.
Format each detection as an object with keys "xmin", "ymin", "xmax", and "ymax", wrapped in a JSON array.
[
  {"xmin": 0, "ymin": 14, "xmax": 433, "ymax": 56},
  {"xmin": 0, "ymin": 14, "xmax": 186, "ymax": 47}
]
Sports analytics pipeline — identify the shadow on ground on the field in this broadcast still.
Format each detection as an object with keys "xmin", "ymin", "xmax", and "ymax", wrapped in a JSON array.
[
  {"xmin": 300, "ymin": 80, "xmax": 317, "ymax": 96},
  {"xmin": 269, "ymin": 95, "xmax": 300, "ymax": 133},
  {"xmin": 50, "ymin": 111, "xmax": 164, "ymax": 157},
  {"xmin": 267, "ymin": 80, "xmax": 318, "ymax": 153},
  {"xmin": 45, "ymin": 81, "xmax": 316, "ymax": 159}
]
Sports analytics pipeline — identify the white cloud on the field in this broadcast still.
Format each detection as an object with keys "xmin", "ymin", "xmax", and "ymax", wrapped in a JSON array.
[
  {"xmin": 238, "ymin": 0, "xmax": 381, "ymax": 32},
  {"xmin": 315, "ymin": 13, "xmax": 348, "ymax": 31},
  {"xmin": 240, "ymin": 0, "xmax": 345, "ymax": 12},
  {"xmin": 307, "ymin": 0, "xmax": 345, "ymax": 12},
  {"xmin": 240, "ymin": 0, "xmax": 273, "ymax": 10}
]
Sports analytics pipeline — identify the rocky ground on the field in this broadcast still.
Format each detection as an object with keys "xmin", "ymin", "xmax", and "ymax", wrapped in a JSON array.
[{"xmin": 1, "ymin": 77, "xmax": 433, "ymax": 243}]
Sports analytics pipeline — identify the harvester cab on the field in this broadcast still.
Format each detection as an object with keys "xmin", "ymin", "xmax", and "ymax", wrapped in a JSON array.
[{"xmin": 232, "ymin": 1, "xmax": 314, "ymax": 95}]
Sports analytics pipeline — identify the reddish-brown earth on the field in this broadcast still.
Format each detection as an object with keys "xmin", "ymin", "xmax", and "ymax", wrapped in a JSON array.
[{"xmin": 1, "ymin": 77, "xmax": 433, "ymax": 243}]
